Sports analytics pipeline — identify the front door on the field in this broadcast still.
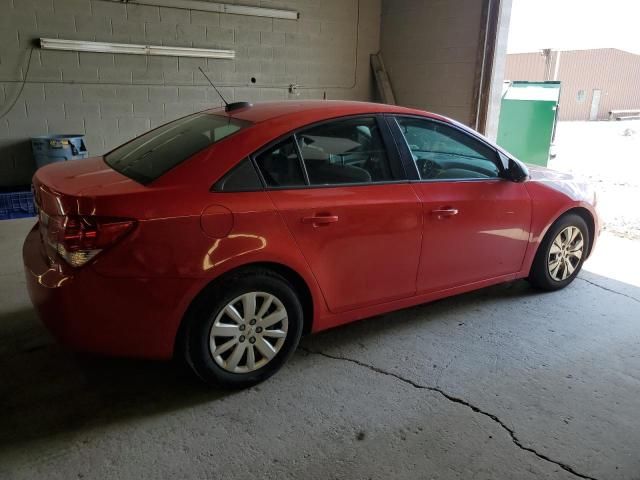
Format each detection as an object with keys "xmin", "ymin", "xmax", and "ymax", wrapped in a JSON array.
[
  {"xmin": 253, "ymin": 116, "xmax": 422, "ymax": 313},
  {"xmin": 391, "ymin": 116, "xmax": 532, "ymax": 293}
]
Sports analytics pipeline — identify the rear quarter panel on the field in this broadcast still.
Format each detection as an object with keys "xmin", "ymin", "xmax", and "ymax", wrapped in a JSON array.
[{"xmin": 89, "ymin": 190, "xmax": 328, "ymax": 338}]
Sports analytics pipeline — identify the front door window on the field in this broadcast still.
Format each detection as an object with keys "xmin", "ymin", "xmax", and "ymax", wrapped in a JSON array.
[{"xmin": 396, "ymin": 117, "xmax": 501, "ymax": 180}]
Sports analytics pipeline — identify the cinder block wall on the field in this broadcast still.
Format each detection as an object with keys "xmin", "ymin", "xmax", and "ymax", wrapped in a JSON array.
[
  {"xmin": 380, "ymin": 0, "xmax": 483, "ymax": 126},
  {"xmin": 0, "ymin": 0, "xmax": 381, "ymax": 187}
]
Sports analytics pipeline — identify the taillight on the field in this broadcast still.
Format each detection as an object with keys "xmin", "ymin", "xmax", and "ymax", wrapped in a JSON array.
[{"xmin": 46, "ymin": 215, "xmax": 135, "ymax": 268}]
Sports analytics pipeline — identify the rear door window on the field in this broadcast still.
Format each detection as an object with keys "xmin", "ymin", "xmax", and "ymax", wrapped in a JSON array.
[
  {"xmin": 297, "ymin": 117, "xmax": 395, "ymax": 185},
  {"xmin": 105, "ymin": 113, "xmax": 251, "ymax": 184},
  {"xmin": 254, "ymin": 138, "xmax": 306, "ymax": 188}
]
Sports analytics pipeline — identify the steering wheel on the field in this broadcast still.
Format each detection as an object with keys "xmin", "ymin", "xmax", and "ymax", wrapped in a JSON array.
[{"xmin": 421, "ymin": 159, "xmax": 440, "ymax": 179}]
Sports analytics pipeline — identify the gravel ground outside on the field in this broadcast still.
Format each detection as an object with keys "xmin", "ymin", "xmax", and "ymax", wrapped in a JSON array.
[{"xmin": 548, "ymin": 120, "xmax": 640, "ymax": 240}]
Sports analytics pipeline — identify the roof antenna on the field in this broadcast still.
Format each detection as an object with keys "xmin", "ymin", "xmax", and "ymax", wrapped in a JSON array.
[
  {"xmin": 199, "ymin": 66, "xmax": 251, "ymax": 113},
  {"xmin": 199, "ymin": 66, "xmax": 228, "ymax": 108}
]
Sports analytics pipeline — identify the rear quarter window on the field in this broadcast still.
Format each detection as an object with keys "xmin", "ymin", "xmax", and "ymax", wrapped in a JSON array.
[
  {"xmin": 214, "ymin": 158, "xmax": 263, "ymax": 192},
  {"xmin": 105, "ymin": 113, "xmax": 251, "ymax": 184}
]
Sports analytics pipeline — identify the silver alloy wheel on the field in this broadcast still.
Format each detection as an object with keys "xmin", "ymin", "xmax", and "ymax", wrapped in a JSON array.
[
  {"xmin": 547, "ymin": 226, "xmax": 584, "ymax": 281},
  {"xmin": 209, "ymin": 292, "xmax": 288, "ymax": 374}
]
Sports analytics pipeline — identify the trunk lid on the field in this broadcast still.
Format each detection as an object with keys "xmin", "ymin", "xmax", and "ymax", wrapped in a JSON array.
[{"xmin": 33, "ymin": 157, "xmax": 145, "ymax": 217}]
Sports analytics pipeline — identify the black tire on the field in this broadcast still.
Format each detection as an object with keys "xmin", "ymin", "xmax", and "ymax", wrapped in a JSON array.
[
  {"xmin": 182, "ymin": 268, "xmax": 303, "ymax": 388},
  {"xmin": 528, "ymin": 213, "xmax": 590, "ymax": 291}
]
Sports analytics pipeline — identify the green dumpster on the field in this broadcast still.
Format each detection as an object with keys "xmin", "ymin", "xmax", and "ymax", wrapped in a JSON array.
[{"xmin": 496, "ymin": 81, "xmax": 560, "ymax": 167}]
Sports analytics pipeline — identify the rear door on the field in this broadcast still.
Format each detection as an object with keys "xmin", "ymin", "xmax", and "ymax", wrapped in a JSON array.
[
  {"xmin": 389, "ymin": 115, "xmax": 531, "ymax": 293},
  {"xmin": 255, "ymin": 116, "xmax": 422, "ymax": 314}
]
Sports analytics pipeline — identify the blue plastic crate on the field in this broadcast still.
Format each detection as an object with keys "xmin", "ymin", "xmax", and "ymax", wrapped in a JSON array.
[{"xmin": 0, "ymin": 190, "xmax": 37, "ymax": 220}]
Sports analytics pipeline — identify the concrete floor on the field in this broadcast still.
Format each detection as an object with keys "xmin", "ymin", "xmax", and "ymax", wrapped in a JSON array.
[{"xmin": 1, "ymin": 218, "xmax": 639, "ymax": 480}]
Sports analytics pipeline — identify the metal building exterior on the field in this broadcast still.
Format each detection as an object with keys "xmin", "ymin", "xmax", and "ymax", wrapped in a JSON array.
[{"xmin": 505, "ymin": 48, "xmax": 640, "ymax": 121}]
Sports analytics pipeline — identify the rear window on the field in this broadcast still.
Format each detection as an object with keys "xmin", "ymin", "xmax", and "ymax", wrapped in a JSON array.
[{"xmin": 104, "ymin": 113, "xmax": 251, "ymax": 184}]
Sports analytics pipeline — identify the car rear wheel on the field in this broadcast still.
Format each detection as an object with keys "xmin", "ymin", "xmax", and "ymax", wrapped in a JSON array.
[
  {"xmin": 182, "ymin": 269, "xmax": 303, "ymax": 388},
  {"xmin": 528, "ymin": 213, "xmax": 590, "ymax": 291}
]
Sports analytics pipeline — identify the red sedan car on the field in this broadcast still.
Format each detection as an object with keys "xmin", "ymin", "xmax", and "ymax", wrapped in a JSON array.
[{"xmin": 23, "ymin": 100, "xmax": 599, "ymax": 387}]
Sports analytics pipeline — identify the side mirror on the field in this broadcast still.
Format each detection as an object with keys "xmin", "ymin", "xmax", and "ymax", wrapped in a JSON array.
[{"xmin": 505, "ymin": 158, "xmax": 529, "ymax": 183}]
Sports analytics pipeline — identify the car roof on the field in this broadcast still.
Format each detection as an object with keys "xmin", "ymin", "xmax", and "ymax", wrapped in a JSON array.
[{"xmin": 205, "ymin": 100, "xmax": 445, "ymax": 125}]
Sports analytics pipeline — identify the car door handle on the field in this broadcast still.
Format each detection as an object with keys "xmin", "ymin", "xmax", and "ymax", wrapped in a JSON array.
[
  {"xmin": 302, "ymin": 215, "xmax": 339, "ymax": 225},
  {"xmin": 431, "ymin": 208, "xmax": 459, "ymax": 218}
]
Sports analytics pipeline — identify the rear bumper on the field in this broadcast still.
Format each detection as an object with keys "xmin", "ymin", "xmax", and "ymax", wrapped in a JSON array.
[{"xmin": 23, "ymin": 224, "xmax": 194, "ymax": 359}]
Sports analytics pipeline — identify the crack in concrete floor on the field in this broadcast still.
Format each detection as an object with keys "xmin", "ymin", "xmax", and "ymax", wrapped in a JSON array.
[
  {"xmin": 301, "ymin": 347, "xmax": 599, "ymax": 480},
  {"xmin": 577, "ymin": 277, "xmax": 640, "ymax": 304}
]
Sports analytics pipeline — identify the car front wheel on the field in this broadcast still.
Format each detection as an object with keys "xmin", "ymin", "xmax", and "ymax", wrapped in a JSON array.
[
  {"xmin": 182, "ymin": 269, "xmax": 303, "ymax": 388},
  {"xmin": 528, "ymin": 213, "xmax": 590, "ymax": 291}
]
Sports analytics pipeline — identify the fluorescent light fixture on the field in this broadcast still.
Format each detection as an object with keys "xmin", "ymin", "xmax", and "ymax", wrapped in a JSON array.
[
  {"xmin": 40, "ymin": 38, "xmax": 235, "ymax": 59},
  {"xmin": 113, "ymin": 0, "xmax": 299, "ymax": 20}
]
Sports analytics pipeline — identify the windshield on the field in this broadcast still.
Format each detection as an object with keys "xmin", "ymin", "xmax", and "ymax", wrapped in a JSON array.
[{"xmin": 104, "ymin": 113, "xmax": 251, "ymax": 184}]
